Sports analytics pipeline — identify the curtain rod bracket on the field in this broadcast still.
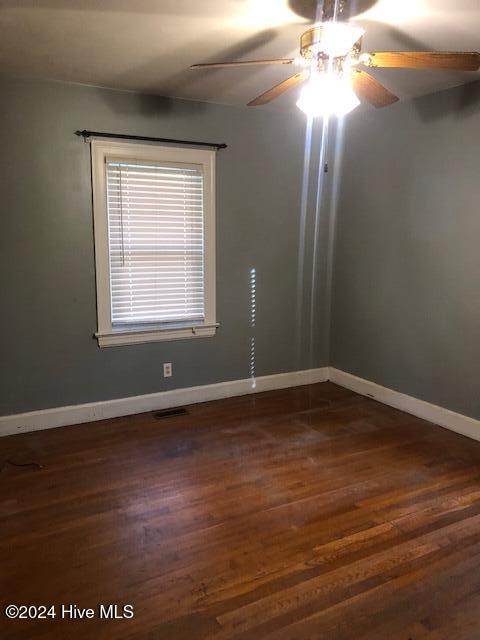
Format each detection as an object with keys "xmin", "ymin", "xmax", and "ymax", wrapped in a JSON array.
[{"xmin": 75, "ymin": 130, "xmax": 227, "ymax": 150}]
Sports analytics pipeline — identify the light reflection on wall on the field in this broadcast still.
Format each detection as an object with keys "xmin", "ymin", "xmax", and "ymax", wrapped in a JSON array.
[
  {"xmin": 295, "ymin": 112, "xmax": 332, "ymax": 372},
  {"xmin": 295, "ymin": 0, "xmax": 346, "ymax": 375},
  {"xmin": 250, "ymin": 267, "xmax": 257, "ymax": 389},
  {"xmin": 324, "ymin": 116, "xmax": 346, "ymax": 353},
  {"xmin": 295, "ymin": 115, "xmax": 314, "ymax": 370},
  {"xmin": 309, "ymin": 114, "xmax": 330, "ymax": 363}
]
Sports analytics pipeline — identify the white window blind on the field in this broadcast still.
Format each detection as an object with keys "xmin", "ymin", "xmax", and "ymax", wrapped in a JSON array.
[{"xmin": 106, "ymin": 158, "xmax": 205, "ymax": 326}]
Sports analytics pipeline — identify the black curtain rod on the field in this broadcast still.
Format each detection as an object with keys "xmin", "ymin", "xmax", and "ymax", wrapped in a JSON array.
[{"xmin": 75, "ymin": 130, "xmax": 227, "ymax": 150}]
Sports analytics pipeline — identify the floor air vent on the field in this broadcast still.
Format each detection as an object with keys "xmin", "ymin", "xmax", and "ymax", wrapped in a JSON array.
[{"xmin": 153, "ymin": 407, "xmax": 188, "ymax": 420}]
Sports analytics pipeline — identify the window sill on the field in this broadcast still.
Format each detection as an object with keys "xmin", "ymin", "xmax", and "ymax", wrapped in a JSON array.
[{"xmin": 95, "ymin": 324, "xmax": 218, "ymax": 348}]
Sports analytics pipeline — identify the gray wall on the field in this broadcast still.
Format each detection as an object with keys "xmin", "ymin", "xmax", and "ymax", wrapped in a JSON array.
[
  {"xmin": 4, "ymin": 75, "xmax": 478, "ymax": 420},
  {"xmin": 0, "ymin": 75, "xmax": 331, "ymax": 415},
  {"xmin": 331, "ymin": 82, "xmax": 480, "ymax": 419}
]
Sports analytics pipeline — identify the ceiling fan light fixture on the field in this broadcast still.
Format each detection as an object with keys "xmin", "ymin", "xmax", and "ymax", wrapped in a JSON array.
[
  {"xmin": 296, "ymin": 72, "xmax": 360, "ymax": 118},
  {"xmin": 191, "ymin": 10, "xmax": 479, "ymax": 111}
]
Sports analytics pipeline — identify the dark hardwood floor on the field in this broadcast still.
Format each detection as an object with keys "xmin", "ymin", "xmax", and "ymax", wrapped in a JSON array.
[{"xmin": 2, "ymin": 382, "xmax": 480, "ymax": 639}]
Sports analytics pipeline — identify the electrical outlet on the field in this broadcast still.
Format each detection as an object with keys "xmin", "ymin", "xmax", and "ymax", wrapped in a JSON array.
[{"xmin": 163, "ymin": 362, "xmax": 172, "ymax": 378}]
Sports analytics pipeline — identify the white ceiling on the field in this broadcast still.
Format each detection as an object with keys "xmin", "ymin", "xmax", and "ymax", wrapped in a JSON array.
[{"xmin": 0, "ymin": 0, "xmax": 479, "ymax": 110}]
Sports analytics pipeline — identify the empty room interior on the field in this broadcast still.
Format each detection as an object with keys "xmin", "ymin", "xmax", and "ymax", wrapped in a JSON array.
[{"xmin": 3, "ymin": 0, "xmax": 480, "ymax": 638}]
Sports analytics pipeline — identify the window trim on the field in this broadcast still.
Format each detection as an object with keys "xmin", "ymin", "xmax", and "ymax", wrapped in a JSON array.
[{"xmin": 91, "ymin": 140, "xmax": 217, "ymax": 347}]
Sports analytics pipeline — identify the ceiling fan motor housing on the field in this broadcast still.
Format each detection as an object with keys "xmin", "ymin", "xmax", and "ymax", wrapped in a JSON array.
[{"xmin": 300, "ymin": 24, "xmax": 363, "ymax": 61}]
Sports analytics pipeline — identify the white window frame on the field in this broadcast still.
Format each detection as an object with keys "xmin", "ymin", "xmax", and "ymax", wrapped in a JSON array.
[{"xmin": 91, "ymin": 140, "xmax": 217, "ymax": 347}]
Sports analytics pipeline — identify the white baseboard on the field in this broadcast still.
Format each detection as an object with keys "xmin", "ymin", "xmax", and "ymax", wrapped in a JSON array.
[
  {"xmin": 3, "ymin": 366, "xmax": 478, "ymax": 443},
  {"xmin": 0, "ymin": 368, "xmax": 329, "ymax": 438},
  {"xmin": 329, "ymin": 368, "xmax": 480, "ymax": 442}
]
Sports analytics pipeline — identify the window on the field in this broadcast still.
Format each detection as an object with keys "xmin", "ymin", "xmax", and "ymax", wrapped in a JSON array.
[{"xmin": 91, "ymin": 140, "xmax": 216, "ymax": 346}]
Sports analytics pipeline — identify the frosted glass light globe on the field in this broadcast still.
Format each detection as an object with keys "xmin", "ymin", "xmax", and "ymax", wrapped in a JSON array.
[{"xmin": 296, "ymin": 73, "xmax": 360, "ymax": 118}]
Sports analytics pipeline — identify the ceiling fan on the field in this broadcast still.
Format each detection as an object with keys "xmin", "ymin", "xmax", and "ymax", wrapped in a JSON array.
[{"xmin": 190, "ymin": 0, "xmax": 480, "ymax": 117}]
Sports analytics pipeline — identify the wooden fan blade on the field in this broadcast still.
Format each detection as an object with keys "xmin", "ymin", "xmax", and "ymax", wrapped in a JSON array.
[
  {"xmin": 351, "ymin": 69, "xmax": 399, "ymax": 108},
  {"xmin": 248, "ymin": 71, "xmax": 308, "ymax": 106},
  {"xmin": 362, "ymin": 51, "xmax": 480, "ymax": 71},
  {"xmin": 191, "ymin": 59, "xmax": 295, "ymax": 70}
]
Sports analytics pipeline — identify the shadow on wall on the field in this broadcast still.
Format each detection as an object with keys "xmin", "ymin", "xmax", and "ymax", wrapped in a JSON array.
[
  {"xmin": 288, "ymin": 0, "xmax": 379, "ymax": 21},
  {"xmin": 95, "ymin": 92, "xmax": 181, "ymax": 117},
  {"xmin": 412, "ymin": 79, "xmax": 480, "ymax": 123},
  {"xmin": 155, "ymin": 28, "xmax": 281, "ymax": 96},
  {"xmin": 357, "ymin": 20, "xmax": 428, "ymax": 51},
  {"xmin": 96, "ymin": 27, "xmax": 286, "ymax": 113}
]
